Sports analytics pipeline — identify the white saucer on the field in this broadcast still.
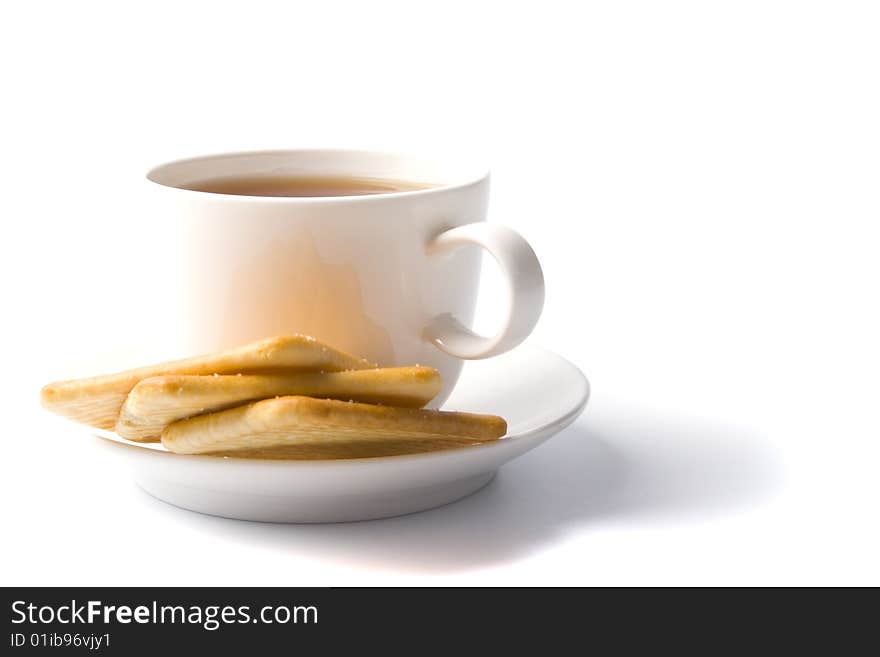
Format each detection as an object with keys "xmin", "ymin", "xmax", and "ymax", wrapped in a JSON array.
[{"xmin": 96, "ymin": 344, "xmax": 589, "ymax": 523}]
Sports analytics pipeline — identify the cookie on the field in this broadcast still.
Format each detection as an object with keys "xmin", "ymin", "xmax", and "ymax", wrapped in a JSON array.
[
  {"xmin": 116, "ymin": 366, "xmax": 442, "ymax": 442},
  {"xmin": 40, "ymin": 335, "xmax": 375, "ymax": 430},
  {"xmin": 192, "ymin": 439, "xmax": 491, "ymax": 460},
  {"xmin": 161, "ymin": 396, "xmax": 507, "ymax": 458}
]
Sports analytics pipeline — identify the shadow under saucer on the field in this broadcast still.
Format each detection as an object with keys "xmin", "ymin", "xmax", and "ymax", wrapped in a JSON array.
[{"xmin": 142, "ymin": 403, "xmax": 783, "ymax": 573}]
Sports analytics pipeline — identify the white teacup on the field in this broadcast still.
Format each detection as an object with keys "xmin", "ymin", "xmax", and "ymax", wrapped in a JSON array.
[{"xmin": 146, "ymin": 149, "xmax": 544, "ymax": 405}]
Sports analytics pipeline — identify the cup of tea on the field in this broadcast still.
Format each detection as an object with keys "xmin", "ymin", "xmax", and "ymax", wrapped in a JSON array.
[{"xmin": 146, "ymin": 149, "xmax": 544, "ymax": 404}]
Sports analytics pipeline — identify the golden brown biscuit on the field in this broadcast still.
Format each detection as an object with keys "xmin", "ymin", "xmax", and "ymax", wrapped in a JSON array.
[
  {"xmin": 196, "ymin": 440, "xmax": 490, "ymax": 460},
  {"xmin": 40, "ymin": 335, "xmax": 375, "ymax": 430},
  {"xmin": 117, "ymin": 366, "xmax": 442, "ymax": 442},
  {"xmin": 161, "ymin": 396, "xmax": 507, "ymax": 459}
]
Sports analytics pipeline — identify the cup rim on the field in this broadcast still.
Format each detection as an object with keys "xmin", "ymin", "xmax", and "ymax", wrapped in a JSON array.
[{"xmin": 146, "ymin": 148, "xmax": 490, "ymax": 202}]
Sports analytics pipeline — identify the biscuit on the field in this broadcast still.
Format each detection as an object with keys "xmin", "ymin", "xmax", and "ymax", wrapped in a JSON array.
[
  {"xmin": 40, "ymin": 335, "xmax": 375, "ymax": 430},
  {"xmin": 194, "ymin": 440, "xmax": 491, "ymax": 460},
  {"xmin": 116, "ymin": 366, "xmax": 442, "ymax": 442},
  {"xmin": 161, "ymin": 396, "xmax": 507, "ymax": 458}
]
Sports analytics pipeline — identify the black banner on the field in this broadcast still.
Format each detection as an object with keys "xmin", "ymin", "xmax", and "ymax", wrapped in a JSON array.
[
  {"xmin": 1, "ymin": 587, "xmax": 873, "ymax": 653},
  {"xmin": 3, "ymin": 587, "xmax": 585, "ymax": 653}
]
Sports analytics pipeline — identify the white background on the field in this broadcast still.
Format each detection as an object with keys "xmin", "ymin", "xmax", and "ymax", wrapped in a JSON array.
[{"xmin": 2, "ymin": 0, "xmax": 878, "ymax": 585}]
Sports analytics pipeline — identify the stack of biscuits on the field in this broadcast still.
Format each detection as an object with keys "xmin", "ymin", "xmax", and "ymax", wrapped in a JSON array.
[{"xmin": 40, "ymin": 335, "xmax": 506, "ymax": 460}]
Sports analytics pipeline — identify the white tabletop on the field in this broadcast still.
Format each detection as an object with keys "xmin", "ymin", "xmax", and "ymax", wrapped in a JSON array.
[{"xmin": 3, "ymin": 0, "xmax": 879, "ymax": 586}]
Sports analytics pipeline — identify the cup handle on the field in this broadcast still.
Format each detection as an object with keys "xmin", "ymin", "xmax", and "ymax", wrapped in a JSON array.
[{"xmin": 424, "ymin": 223, "xmax": 544, "ymax": 359}]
